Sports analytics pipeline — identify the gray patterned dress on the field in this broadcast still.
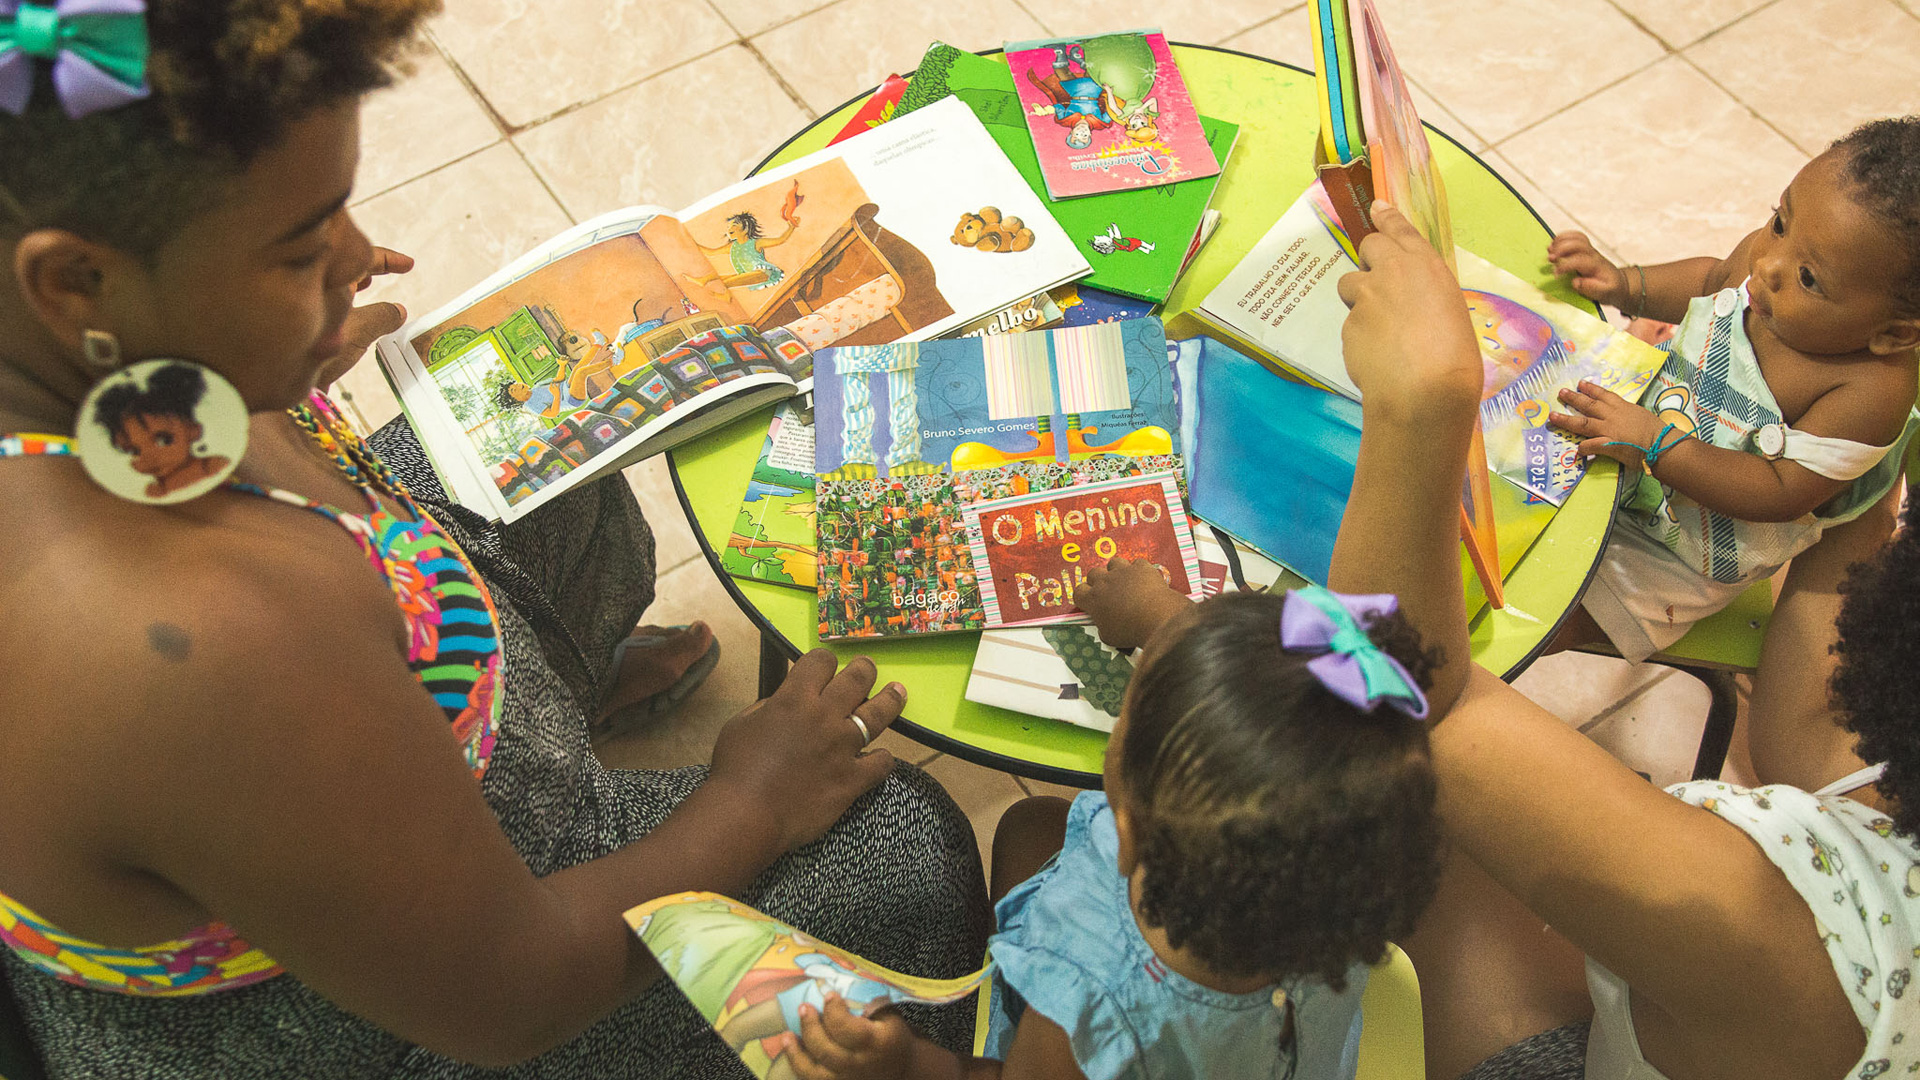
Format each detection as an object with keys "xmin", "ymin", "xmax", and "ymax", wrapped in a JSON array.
[{"xmin": 4, "ymin": 419, "xmax": 991, "ymax": 1078}]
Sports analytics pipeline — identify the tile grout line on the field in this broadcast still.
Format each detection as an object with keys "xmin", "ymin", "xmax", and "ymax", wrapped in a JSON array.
[
  {"xmin": 1577, "ymin": 668, "xmax": 1674, "ymax": 734},
  {"xmin": 742, "ymin": 38, "xmax": 821, "ymax": 122},
  {"xmin": 349, "ymin": 139, "xmax": 502, "ymax": 208},
  {"xmin": 1485, "ymin": 49, "xmax": 1670, "ymax": 154},
  {"xmin": 1674, "ymin": 52, "xmax": 1812, "ymax": 158},
  {"xmin": 1008, "ymin": 0, "xmax": 1051, "ymax": 37},
  {"xmin": 1211, "ymin": 3, "xmax": 1308, "ymax": 48},
  {"xmin": 506, "ymin": 139, "xmax": 580, "ymax": 226}
]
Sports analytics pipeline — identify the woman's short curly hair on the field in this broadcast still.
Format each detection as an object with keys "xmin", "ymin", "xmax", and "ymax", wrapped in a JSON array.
[
  {"xmin": 0, "ymin": 0, "xmax": 439, "ymax": 257},
  {"xmin": 1831, "ymin": 495, "xmax": 1920, "ymax": 836},
  {"xmin": 1118, "ymin": 590, "xmax": 1446, "ymax": 990}
]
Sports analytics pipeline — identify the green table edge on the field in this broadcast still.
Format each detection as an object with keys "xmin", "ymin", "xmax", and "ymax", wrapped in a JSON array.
[{"xmin": 667, "ymin": 44, "xmax": 1620, "ymax": 788}]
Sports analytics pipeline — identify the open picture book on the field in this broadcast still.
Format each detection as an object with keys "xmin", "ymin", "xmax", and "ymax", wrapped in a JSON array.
[{"xmin": 373, "ymin": 96, "xmax": 1090, "ymax": 523}]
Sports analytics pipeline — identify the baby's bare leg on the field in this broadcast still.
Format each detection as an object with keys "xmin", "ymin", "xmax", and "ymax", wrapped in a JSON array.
[
  {"xmin": 990, "ymin": 796, "xmax": 1072, "ymax": 904},
  {"xmin": 1746, "ymin": 484, "xmax": 1899, "ymax": 790}
]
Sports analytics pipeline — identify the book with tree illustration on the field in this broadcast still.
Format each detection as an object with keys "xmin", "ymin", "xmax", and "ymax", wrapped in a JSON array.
[
  {"xmin": 373, "ymin": 96, "xmax": 1090, "ymax": 523},
  {"xmin": 813, "ymin": 317, "xmax": 1179, "ymax": 640},
  {"xmin": 894, "ymin": 42, "xmax": 1236, "ymax": 304}
]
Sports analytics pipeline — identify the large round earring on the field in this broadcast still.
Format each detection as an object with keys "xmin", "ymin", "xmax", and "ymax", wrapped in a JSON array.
[
  {"xmin": 73, "ymin": 359, "xmax": 249, "ymax": 506},
  {"xmin": 81, "ymin": 330, "xmax": 122, "ymax": 373}
]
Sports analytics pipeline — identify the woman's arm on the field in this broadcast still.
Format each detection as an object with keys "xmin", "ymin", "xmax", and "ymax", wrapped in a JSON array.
[
  {"xmin": 110, "ymin": 537, "xmax": 905, "ymax": 1066},
  {"xmin": 1331, "ymin": 208, "xmax": 1866, "ymax": 1079}
]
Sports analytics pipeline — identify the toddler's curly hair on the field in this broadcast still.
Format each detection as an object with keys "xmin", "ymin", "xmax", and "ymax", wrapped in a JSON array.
[
  {"xmin": 1831, "ymin": 495, "xmax": 1920, "ymax": 837},
  {"xmin": 1119, "ymin": 591, "xmax": 1445, "ymax": 990},
  {"xmin": 0, "ymin": 0, "xmax": 439, "ymax": 257}
]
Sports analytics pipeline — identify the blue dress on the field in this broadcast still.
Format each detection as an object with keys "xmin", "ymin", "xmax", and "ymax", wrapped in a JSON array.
[{"xmin": 983, "ymin": 792, "xmax": 1368, "ymax": 1080}]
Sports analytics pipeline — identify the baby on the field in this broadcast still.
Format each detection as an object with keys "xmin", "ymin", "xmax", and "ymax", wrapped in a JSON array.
[
  {"xmin": 773, "ymin": 563, "xmax": 1445, "ymax": 1080},
  {"xmin": 1547, "ymin": 118, "xmax": 1920, "ymax": 661}
]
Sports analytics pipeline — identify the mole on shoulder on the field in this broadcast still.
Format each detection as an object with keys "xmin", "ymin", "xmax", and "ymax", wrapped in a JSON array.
[{"xmin": 146, "ymin": 622, "xmax": 191, "ymax": 663}]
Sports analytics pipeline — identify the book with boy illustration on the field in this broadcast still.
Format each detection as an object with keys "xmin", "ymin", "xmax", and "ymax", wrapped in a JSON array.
[
  {"xmin": 965, "ymin": 525, "xmax": 1286, "ymax": 730},
  {"xmin": 894, "ymin": 42, "xmax": 1236, "ymax": 303},
  {"xmin": 813, "ymin": 317, "xmax": 1180, "ymax": 639},
  {"xmin": 373, "ymin": 96, "xmax": 1090, "ymax": 523},
  {"xmin": 1003, "ymin": 30, "xmax": 1221, "ymax": 201},
  {"xmin": 625, "ymin": 892, "xmax": 990, "ymax": 1080}
]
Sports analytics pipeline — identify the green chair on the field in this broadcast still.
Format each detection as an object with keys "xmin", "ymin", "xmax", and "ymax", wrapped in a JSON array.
[{"xmin": 967, "ymin": 944, "xmax": 1425, "ymax": 1079}]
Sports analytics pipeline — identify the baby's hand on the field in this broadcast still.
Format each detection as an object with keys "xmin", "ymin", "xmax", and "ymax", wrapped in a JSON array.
[
  {"xmin": 786, "ymin": 996, "xmax": 913, "ymax": 1080},
  {"xmin": 1547, "ymin": 232, "xmax": 1630, "ymax": 310},
  {"xmin": 1549, "ymin": 380, "xmax": 1664, "ymax": 468},
  {"xmin": 1078, "ymin": 556, "xmax": 1190, "ymax": 650}
]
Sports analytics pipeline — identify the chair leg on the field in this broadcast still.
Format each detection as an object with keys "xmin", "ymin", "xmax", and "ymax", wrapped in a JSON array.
[
  {"xmin": 758, "ymin": 630, "xmax": 790, "ymax": 701},
  {"xmin": 1687, "ymin": 667, "xmax": 1740, "ymax": 781}
]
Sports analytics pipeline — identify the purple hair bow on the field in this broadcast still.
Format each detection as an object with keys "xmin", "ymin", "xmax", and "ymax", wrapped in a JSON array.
[
  {"xmin": 1280, "ymin": 586, "xmax": 1430, "ymax": 719},
  {"xmin": 0, "ymin": 0, "xmax": 151, "ymax": 119}
]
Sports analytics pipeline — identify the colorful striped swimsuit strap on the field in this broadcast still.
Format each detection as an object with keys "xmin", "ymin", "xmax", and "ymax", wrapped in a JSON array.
[{"xmin": 0, "ymin": 428, "xmax": 503, "ymax": 997}]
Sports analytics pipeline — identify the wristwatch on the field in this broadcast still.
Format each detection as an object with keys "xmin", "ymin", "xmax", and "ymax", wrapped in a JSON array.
[{"xmin": 1754, "ymin": 422, "xmax": 1789, "ymax": 460}]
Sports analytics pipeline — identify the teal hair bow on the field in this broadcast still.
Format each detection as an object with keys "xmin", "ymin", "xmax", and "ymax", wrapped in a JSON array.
[
  {"xmin": 0, "ymin": 1, "xmax": 151, "ymax": 119},
  {"xmin": 1280, "ymin": 585, "xmax": 1430, "ymax": 718}
]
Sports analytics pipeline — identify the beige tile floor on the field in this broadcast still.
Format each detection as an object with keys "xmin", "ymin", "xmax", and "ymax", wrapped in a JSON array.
[{"xmin": 331, "ymin": 0, "xmax": 1920, "ymax": 867}]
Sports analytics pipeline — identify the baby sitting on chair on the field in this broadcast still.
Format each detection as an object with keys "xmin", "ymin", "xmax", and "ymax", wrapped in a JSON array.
[{"xmin": 1546, "ymin": 117, "xmax": 1920, "ymax": 662}]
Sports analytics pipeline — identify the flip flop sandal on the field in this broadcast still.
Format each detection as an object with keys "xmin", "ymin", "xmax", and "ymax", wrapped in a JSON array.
[{"xmin": 591, "ymin": 626, "xmax": 722, "ymax": 740}]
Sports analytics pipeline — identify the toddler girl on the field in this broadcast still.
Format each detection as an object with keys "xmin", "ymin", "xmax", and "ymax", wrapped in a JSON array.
[
  {"xmin": 779, "ymin": 561, "xmax": 1446, "ymax": 1079},
  {"xmin": 1547, "ymin": 118, "xmax": 1920, "ymax": 661}
]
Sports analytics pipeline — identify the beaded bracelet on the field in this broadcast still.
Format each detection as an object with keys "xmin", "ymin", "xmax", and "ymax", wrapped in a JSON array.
[{"xmin": 1604, "ymin": 422, "xmax": 1692, "ymax": 473}]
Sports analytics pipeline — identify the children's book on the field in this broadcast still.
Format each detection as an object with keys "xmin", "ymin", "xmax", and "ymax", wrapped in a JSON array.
[
  {"xmin": 1003, "ymin": 30, "xmax": 1221, "ymax": 201},
  {"xmin": 813, "ymin": 317, "xmax": 1179, "ymax": 639},
  {"xmin": 1307, "ymin": 0, "xmax": 1454, "ymax": 270},
  {"xmin": 373, "ymin": 96, "xmax": 1089, "ymax": 523},
  {"xmin": 964, "ymin": 470, "xmax": 1202, "ymax": 628},
  {"xmin": 1459, "ymin": 249, "xmax": 1667, "ymax": 504},
  {"xmin": 1170, "ymin": 335, "xmax": 1557, "ymax": 617},
  {"xmin": 625, "ymin": 892, "xmax": 991, "ymax": 1080},
  {"xmin": 722, "ymin": 400, "xmax": 818, "ymax": 592},
  {"xmin": 964, "ymin": 524, "xmax": 1288, "ymax": 731},
  {"xmin": 1054, "ymin": 283, "xmax": 1157, "ymax": 327},
  {"xmin": 895, "ymin": 43, "xmax": 1236, "ymax": 304},
  {"xmin": 827, "ymin": 72, "xmax": 909, "ymax": 146},
  {"xmin": 943, "ymin": 290, "xmax": 1064, "ymax": 339}
]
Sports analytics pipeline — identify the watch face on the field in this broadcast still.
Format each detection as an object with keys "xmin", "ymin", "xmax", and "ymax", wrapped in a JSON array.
[{"xmin": 1756, "ymin": 423, "xmax": 1787, "ymax": 459}]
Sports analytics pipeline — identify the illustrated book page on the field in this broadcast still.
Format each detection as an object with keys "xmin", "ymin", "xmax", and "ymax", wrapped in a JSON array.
[
  {"xmin": 898, "ymin": 42, "xmax": 1236, "ymax": 302},
  {"xmin": 626, "ymin": 892, "xmax": 990, "ymax": 1080},
  {"xmin": 813, "ymin": 317, "xmax": 1179, "ymax": 639},
  {"xmin": 723, "ymin": 399, "xmax": 818, "ymax": 591}
]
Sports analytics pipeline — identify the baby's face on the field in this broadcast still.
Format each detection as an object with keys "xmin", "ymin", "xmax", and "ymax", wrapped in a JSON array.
[{"xmin": 1746, "ymin": 151, "xmax": 1912, "ymax": 356}]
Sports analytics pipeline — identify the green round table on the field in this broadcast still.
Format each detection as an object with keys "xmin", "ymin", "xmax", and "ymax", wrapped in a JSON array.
[{"xmin": 669, "ymin": 44, "xmax": 1619, "ymax": 787}]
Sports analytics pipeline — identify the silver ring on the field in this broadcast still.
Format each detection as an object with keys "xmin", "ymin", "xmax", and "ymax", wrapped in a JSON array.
[{"xmin": 850, "ymin": 715, "xmax": 872, "ymax": 746}]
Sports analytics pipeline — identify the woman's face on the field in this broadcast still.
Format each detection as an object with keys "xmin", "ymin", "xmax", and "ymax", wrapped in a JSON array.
[
  {"xmin": 101, "ymin": 102, "xmax": 374, "ymax": 412},
  {"xmin": 113, "ymin": 413, "xmax": 201, "ymax": 478}
]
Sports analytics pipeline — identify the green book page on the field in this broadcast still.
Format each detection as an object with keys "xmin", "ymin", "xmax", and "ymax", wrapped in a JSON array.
[{"xmin": 898, "ymin": 44, "xmax": 1238, "ymax": 304}]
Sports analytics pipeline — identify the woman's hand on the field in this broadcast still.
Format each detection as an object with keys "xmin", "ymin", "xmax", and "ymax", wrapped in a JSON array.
[
  {"xmin": 1077, "ymin": 556, "xmax": 1192, "ymax": 650},
  {"xmin": 316, "ymin": 246, "xmax": 414, "ymax": 389},
  {"xmin": 1546, "ymin": 231, "xmax": 1630, "ymax": 309},
  {"xmin": 785, "ymin": 997, "xmax": 915, "ymax": 1080},
  {"xmin": 709, "ymin": 650, "xmax": 904, "ymax": 853},
  {"xmin": 1336, "ymin": 204, "xmax": 1481, "ymax": 414},
  {"xmin": 1550, "ymin": 379, "xmax": 1664, "ymax": 467}
]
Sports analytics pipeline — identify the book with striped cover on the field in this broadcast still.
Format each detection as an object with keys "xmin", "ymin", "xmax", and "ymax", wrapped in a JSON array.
[{"xmin": 811, "ymin": 317, "xmax": 1180, "ymax": 639}]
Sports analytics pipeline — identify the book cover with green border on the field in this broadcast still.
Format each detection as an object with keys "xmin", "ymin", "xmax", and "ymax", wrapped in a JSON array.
[{"xmin": 897, "ymin": 43, "xmax": 1237, "ymax": 305}]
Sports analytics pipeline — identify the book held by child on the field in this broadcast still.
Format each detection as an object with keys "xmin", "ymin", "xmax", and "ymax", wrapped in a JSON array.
[{"xmin": 373, "ymin": 96, "xmax": 1089, "ymax": 523}]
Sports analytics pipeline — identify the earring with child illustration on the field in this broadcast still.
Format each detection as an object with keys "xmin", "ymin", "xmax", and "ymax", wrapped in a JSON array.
[{"xmin": 73, "ymin": 355, "xmax": 249, "ymax": 506}]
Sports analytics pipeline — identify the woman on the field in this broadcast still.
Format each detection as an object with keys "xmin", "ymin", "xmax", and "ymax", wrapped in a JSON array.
[
  {"xmin": 1329, "ymin": 208, "xmax": 1917, "ymax": 1080},
  {"xmin": 0, "ymin": 2, "xmax": 987, "ymax": 1076}
]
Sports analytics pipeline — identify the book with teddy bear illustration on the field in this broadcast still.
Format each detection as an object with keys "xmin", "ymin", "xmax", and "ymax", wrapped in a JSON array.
[{"xmin": 372, "ymin": 96, "xmax": 1090, "ymax": 523}]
